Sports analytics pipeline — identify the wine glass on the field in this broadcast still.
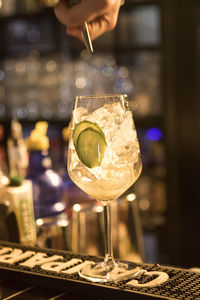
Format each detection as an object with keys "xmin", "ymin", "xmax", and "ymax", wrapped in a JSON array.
[{"xmin": 68, "ymin": 94, "xmax": 142, "ymax": 282}]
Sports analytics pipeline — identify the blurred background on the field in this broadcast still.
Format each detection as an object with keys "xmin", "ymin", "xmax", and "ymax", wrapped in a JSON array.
[{"xmin": 0, "ymin": 0, "xmax": 199, "ymax": 269}]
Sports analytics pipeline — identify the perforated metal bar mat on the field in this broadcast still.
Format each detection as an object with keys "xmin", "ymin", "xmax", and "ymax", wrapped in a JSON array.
[{"xmin": 0, "ymin": 241, "xmax": 199, "ymax": 300}]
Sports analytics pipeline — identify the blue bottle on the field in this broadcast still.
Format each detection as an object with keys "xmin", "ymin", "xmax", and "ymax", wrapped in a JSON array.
[{"xmin": 26, "ymin": 122, "xmax": 66, "ymax": 220}]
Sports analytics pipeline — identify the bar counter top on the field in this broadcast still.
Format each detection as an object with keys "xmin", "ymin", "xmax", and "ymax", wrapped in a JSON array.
[{"xmin": 0, "ymin": 241, "xmax": 199, "ymax": 300}]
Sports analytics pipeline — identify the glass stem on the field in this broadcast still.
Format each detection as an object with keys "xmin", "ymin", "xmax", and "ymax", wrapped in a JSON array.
[{"xmin": 104, "ymin": 203, "xmax": 115, "ymax": 268}]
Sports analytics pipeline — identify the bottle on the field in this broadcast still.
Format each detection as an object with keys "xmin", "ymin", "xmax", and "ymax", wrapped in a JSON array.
[
  {"xmin": 0, "ymin": 166, "xmax": 10, "ymax": 242},
  {"xmin": 26, "ymin": 121, "xmax": 66, "ymax": 221},
  {"xmin": 0, "ymin": 124, "xmax": 8, "ymax": 176},
  {"xmin": 4, "ymin": 178, "xmax": 36, "ymax": 246},
  {"xmin": 0, "ymin": 164, "xmax": 20, "ymax": 244},
  {"xmin": 7, "ymin": 120, "xmax": 28, "ymax": 178}
]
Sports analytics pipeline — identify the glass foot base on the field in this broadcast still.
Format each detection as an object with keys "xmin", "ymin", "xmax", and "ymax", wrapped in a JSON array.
[{"xmin": 79, "ymin": 261, "xmax": 140, "ymax": 283}]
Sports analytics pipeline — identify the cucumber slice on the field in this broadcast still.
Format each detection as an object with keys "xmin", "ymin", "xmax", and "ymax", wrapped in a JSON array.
[
  {"xmin": 76, "ymin": 128, "xmax": 107, "ymax": 168},
  {"xmin": 73, "ymin": 120, "xmax": 104, "ymax": 147}
]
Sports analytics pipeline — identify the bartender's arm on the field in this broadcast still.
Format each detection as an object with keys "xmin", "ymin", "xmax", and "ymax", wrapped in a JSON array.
[{"xmin": 54, "ymin": 0, "xmax": 122, "ymax": 41}]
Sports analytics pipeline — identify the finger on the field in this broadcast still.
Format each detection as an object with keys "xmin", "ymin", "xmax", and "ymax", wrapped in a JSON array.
[
  {"xmin": 65, "ymin": 0, "xmax": 108, "ymax": 25},
  {"xmin": 70, "ymin": 0, "xmax": 122, "ymax": 25},
  {"xmin": 88, "ymin": 10, "xmax": 119, "ymax": 40},
  {"xmin": 55, "ymin": 0, "xmax": 99, "ymax": 27},
  {"xmin": 87, "ymin": 18, "xmax": 110, "ymax": 40},
  {"xmin": 54, "ymin": 0, "xmax": 70, "ymax": 26},
  {"xmin": 55, "ymin": 0, "xmax": 121, "ymax": 28},
  {"xmin": 66, "ymin": 27, "xmax": 83, "ymax": 41},
  {"xmin": 67, "ymin": 16, "xmax": 111, "ymax": 41}
]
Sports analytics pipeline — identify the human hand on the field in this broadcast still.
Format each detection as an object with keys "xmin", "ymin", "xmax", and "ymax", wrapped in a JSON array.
[{"xmin": 54, "ymin": 0, "xmax": 122, "ymax": 41}]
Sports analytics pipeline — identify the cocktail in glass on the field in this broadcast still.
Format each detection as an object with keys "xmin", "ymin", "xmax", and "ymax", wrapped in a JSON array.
[{"xmin": 68, "ymin": 94, "xmax": 142, "ymax": 282}]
